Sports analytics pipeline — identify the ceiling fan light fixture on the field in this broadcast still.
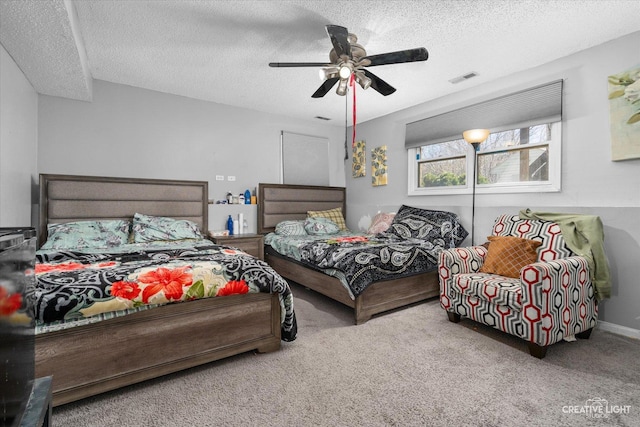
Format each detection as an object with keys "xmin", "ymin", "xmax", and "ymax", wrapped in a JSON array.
[
  {"xmin": 336, "ymin": 78, "xmax": 349, "ymax": 96},
  {"xmin": 355, "ymin": 71, "xmax": 371, "ymax": 90},
  {"xmin": 320, "ymin": 66, "xmax": 339, "ymax": 80},
  {"xmin": 338, "ymin": 64, "xmax": 352, "ymax": 79}
]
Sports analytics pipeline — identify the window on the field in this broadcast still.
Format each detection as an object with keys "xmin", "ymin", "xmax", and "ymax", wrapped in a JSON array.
[
  {"xmin": 409, "ymin": 122, "xmax": 561, "ymax": 195},
  {"xmin": 417, "ymin": 139, "xmax": 468, "ymax": 188},
  {"xmin": 405, "ymin": 80, "xmax": 563, "ymax": 196},
  {"xmin": 477, "ymin": 124, "xmax": 554, "ymax": 185}
]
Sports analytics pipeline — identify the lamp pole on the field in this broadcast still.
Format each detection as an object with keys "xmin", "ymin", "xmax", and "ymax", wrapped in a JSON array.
[
  {"xmin": 470, "ymin": 142, "xmax": 479, "ymax": 246},
  {"xmin": 462, "ymin": 129, "xmax": 490, "ymax": 247}
]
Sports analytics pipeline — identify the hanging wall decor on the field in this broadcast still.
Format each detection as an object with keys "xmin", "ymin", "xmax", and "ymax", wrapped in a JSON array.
[
  {"xmin": 352, "ymin": 140, "xmax": 366, "ymax": 178},
  {"xmin": 608, "ymin": 64, "xmax": 640, "ymax": 161},
  {"xmin": 371, "ymin": 145, "xmax": 388, "ymax": 186}
]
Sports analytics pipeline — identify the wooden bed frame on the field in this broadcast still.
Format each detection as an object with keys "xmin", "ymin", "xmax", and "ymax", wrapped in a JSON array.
[
  {"xmin": 36, "ymin": 174, "xmax": 281, "ymax": 406},
  {"xmin": 257, "ymin": 183, "xmax": 439, "ymax": 325}
]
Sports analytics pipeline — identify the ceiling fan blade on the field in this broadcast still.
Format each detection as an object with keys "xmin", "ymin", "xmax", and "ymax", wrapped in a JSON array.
[
  {"xmin": 326, "ymin": 25, "xmax": 351, "ymax": 59},
  {"xmin": 363, "ymin": 47, "xmax": 428, "ymax": 66},
  {"xmin": 312, "ymin": 77, "xmax": 340, "ymax": 98},
  {"xmin": 269, "ymin": 62, "xmax": 328, "ymax": 67},
  {"xmin": 362, "ymin": 69, "xmax": 396, "ymax": 96}
]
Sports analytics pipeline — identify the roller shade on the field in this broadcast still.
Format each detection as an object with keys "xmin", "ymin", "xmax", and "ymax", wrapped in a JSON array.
[{"xmin": 405, "ymin": 80, "xmax": 563, "ymax": 148}]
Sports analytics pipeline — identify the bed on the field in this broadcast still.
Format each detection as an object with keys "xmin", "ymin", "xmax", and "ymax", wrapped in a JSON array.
[
  {"xmin": 258, "ymin": 183, "xmax": 468, "ymax": 325},
  {"xmin": 33, "ymin": 174, "xmax": 296, "ymax": 406}
]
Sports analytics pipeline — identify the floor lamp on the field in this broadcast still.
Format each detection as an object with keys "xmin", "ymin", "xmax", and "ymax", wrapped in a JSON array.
[{"xmin": 462, "ymin": 129, "xmax": 490, "ymax": 246}]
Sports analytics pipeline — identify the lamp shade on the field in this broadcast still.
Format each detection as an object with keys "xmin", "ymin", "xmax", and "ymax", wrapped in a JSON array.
[{"xmin": 462, "ymin": 129, "xmax": 490, "ymax": 144}]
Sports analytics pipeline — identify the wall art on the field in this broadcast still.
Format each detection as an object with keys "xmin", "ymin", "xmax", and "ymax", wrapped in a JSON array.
[
  {"xmin": 371, "ymin": 145, "xmax": 388, "ymax": 186},
  {"xmin": 608, "ymin": 64, "xmax": 640, "ymax": 161},
  {"xmin": 352, "ymin": 140, "xmax": 366, "ymax": 178}
]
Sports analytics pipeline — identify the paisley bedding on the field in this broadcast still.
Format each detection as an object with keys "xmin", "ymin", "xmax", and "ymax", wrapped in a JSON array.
[
  {"xmin": 264, "ymin": 205, "xmax": 468, "ymax": 299},
  {"xmin": 265, "ymin": 232, "xmax": 451, "ymax": 299},
  {"xmin": 32, "ymin": 240, "xmax": 297, "ymax": 341}
]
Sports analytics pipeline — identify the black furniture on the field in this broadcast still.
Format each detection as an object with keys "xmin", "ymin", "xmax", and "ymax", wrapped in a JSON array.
[{"xmin": 1, "ymin": 228, "xmax": 51, "ymax": 426}]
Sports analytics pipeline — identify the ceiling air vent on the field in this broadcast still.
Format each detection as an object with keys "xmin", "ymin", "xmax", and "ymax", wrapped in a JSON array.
[
  {"xmin": 449, "ymin": 71, "xmax": 479, "ymax": 84},
  {"xmin": 314, "ymin": 116, "xmax": 331, "ymax": 121}
]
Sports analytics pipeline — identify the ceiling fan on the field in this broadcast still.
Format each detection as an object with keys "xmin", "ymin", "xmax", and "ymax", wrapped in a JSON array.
[{"xmin": 269, "ymin": 25, "xmax": 429, "ymax": 98}]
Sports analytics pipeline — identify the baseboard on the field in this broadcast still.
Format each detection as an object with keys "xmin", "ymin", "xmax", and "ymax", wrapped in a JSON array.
[{"xmin": 597, "ymin": 320, "xmax": 640, "ymax": 340}]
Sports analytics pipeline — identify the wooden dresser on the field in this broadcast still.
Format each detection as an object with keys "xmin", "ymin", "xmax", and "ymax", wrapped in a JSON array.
[{"xmin": 208, "ymin": 233, "xmax": 264, "ymax": 261}]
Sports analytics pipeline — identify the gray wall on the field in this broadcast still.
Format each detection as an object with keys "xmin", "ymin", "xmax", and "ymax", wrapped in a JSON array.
[
  {"xmin": 345, "ymin": 31, "xmax": 640, "ymax": 331},
  {"xmin": 4, "ymin": 31, "xmax": 638, "ymax": 332},
  {"xmin": 0, "ymin": 44, "xmax": 38, "ymax": 227},
  {"xmin": 37, "ymin": 80, "xmax": 346, "ymax": 233}
]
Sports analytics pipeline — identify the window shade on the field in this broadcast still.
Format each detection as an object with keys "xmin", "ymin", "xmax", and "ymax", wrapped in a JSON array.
[
  {"xmin": 405, "ymin": 80, "xmax": 563, "ymax": 148},
  {"xmin": 281, "ymin": 131, "xmax": 330, "ymax": 185}
]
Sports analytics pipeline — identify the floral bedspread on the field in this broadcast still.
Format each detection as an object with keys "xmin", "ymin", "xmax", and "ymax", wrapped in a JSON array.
[
  {"xmin": 265, "ymin": 232, "xmax": 451, "ymax": 299},
  {"xmin": 33, "ymin": 240, "xmax": 297, "ymax": 341}
]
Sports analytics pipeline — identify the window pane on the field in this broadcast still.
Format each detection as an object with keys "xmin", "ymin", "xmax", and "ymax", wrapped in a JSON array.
[
  {"xmin": 480, "ymin": 124, "xmax": 551, "ymax": 150},
  {"xmin": 418, "ymin": 157, "xmax": 466, "ymax": 187},
  {"xmin": 420, "ymin": 139, "xmax": 468, "ymax": 158},
  {"xmin": 528, "ymin": 124, "xmax": 552, "ymax": 144},
  {"xmin": 477, "ymin": 146, "xmax": 549, "ymax": 184}
]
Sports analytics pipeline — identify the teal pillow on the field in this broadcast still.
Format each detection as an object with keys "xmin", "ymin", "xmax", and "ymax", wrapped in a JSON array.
[
  {"xmin": 304, "ymin": 217, "xmax": 340, "ymax": 235},
  {"xmin": 132, "ymin": 213, "xmax": 203, "ymax": 243},
  {"xmin": 275, "ymin": 220, "xmax": 307, "ymax": 236},
  {"xmin": 41, "ymin": 220, "xmax": 130, "ymax": 250}
]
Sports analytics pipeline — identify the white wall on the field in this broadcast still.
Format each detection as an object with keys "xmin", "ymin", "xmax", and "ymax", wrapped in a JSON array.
[
  {"xmin": 38, "ymin": 80, "xmax": 346, "ymax": 232},
  {"xmin": 346, "ymin": 32, "xmax": 640, "ymax": 331},
  {"xmin": 0, "ymin": 44, "xmax": 38, "ymax": 227}
]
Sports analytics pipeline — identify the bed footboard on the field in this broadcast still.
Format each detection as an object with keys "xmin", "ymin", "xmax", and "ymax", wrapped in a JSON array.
[
  {"xmin": 265, "ymin": 252, "xmax": 439, "ymax": 324},
  {"xmin": 36, "ymin": 292, "xmax": 280, "ymax": 406}
]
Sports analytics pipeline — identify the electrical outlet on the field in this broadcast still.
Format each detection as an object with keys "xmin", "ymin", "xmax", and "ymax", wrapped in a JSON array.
[
  {"xmin": 215, "ymin": 175, "xmax": 224, "ymax": 181},
  {"xmin": 227, "ymin": 176, "xmax": 236, "ymax": 181}
]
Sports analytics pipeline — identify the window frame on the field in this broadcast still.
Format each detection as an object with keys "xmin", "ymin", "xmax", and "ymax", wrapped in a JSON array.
[{"xmin": 407, "ymin": 122, "xmax": 562, "ymax": 196}]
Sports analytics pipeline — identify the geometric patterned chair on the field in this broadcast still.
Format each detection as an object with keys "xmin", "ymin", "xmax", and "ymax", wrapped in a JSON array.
[{"xmin": 439, "ymin": 214, "xmax": 598, "ymax": 358}]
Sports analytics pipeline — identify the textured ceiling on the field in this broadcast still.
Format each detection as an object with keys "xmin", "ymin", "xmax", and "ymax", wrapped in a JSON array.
[{"xmin": 2, "ymin": 0, "xmax": 640, "ymax": 125}]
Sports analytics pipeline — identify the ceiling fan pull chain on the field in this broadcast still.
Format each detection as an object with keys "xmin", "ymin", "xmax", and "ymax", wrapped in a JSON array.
[
  {"xmin": 344, "ymin": 86, "xmax": 348, "ymax": 160},
  {"xmin": 350, "ymin": 73, "xmax": 356, "ymax": 148}
]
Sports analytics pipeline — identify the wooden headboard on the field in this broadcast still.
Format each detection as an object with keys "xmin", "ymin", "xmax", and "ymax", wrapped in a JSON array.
[
  {"xmin": 38, "ymin": 174, "xmax": 208, "ymax": 248},
  {"xmin": 257, "ymin": 183, "xmax": 346, "ymax": 234}
]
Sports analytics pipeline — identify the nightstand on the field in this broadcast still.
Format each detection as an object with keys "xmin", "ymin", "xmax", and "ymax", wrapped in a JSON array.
[{"xmin": 208, "ymin": 233, "xmax": 264, "ymax": 260}]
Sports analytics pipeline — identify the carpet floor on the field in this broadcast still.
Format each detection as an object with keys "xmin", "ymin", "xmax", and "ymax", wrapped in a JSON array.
[{"xmin": 53, "ymin": 282, "xmax": 640, "ymax": 426}]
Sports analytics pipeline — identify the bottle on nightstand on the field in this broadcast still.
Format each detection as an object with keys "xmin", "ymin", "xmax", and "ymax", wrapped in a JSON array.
[{"xmin": 227, "ymin": 215, "xmax": 233, "ymax": 235}]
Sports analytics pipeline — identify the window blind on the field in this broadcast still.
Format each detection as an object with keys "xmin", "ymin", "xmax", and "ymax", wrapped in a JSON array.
[
  {"xmin": 405, "ymin": 80, "xmax": 563, "ymax": 148},
  {"xmin": 281, "ymin": 131, "xmax": 330, "ymax": 185}
]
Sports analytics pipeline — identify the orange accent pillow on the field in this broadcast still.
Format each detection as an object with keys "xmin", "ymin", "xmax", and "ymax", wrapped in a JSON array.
[{"xmin": 479, "ymin": 235, "xmax": 542, "ymax": 278}]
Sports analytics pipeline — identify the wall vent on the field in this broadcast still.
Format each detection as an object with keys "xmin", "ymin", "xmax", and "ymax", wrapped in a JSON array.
[{"xmin": 449, "ymin": 71, "xmax": 479, "ymax": 84}]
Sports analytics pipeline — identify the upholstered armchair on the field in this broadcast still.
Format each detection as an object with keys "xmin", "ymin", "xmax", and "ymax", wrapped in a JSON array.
[{"xmin": 439, "ymin": 214, "xmax": 599, "ymax": 358}]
